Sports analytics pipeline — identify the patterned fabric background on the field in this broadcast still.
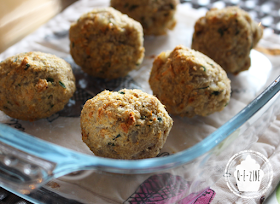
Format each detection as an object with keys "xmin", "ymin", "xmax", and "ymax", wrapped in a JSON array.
[{"xmin": 181, "ymin": 0, "xmax": 280, "ymax": 34}]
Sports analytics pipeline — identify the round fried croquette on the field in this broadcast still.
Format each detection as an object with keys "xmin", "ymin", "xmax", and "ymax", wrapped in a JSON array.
[
  {"xmin": 80, "ymin": 89, "xmax": 173, "ymax": 160},
  {"xmin": 149, "ymin": 45, "xmax": 231, "ymax": 117},
  {"xmin": 191, "ymin": 6, "xmax": 263, "ymax": 74},
  {"xmin": 110, "ymin": 0, "xmax": 178, "ymax": 36},
  {"xmin": 69, "ymin": 7, "xmax": 145, "ymax": 80},
  {"xmin": 0, "ymin": 52, "xmax": 76, "ymax": 121}
]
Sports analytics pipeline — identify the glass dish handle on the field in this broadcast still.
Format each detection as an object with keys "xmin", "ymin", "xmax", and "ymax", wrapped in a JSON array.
[{"xmin": 0, "ymin": 123, "xmax": 101, "ymax": 194}]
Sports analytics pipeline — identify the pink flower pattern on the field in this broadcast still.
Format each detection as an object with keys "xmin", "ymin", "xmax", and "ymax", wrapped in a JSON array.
[{"xmin": 124, "ymin": 173, "xmax": 215, "ymax": 204}]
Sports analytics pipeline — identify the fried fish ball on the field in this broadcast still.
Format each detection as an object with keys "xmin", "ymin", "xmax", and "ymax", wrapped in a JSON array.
[
  {"xmin": 80, "ymin": 89, "xmax": 173, "ymax": 160},
  {"xmin": 0, "ymin": 52, "xmax": 76, "ymax": 121},
  {"xmin": 110, "ymin": 0, "xmax": 179, "ymax": 36},
  {"xmin": 191, "ymin": 6, "xmax": 263, "ymax": 74},
  {"xmin": 149, "ymin": 45, "xmax": 231, "ymax": 117},
  {"xmin": 69, "ymin": 7, "xmax": 145, "ymax": 80}
]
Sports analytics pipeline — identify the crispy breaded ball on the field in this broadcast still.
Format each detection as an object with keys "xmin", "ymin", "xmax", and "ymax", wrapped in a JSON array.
[
  {"xmin": 69, "ymin": 7, "xmax": 145, "ymax": 80},
  {"xmin": 0, "ymin": 52, "xmax": 76, "ymax": 121},
  {"xmin": 80, "ymin": 89, "xmax": 173, "ymax": 160},
  {"xmin": 191, "ymin": 7, "xmax": 263, "ymax": 74},
  {"xmin": 149, "ymin": 45, "xmax": 231, "ymax": 117},
  {"xmin": 110, "ymin": 0, "xmax": 179, "ymax": 36}
]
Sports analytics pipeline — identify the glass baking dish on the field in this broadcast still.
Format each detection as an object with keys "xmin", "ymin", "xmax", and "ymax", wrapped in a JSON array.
[{"xmin": 0, "ymin": 0, "xmax": 280, "ymax": 203}]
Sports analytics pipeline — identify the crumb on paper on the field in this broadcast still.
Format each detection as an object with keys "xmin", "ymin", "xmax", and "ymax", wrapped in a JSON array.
[
  {"xmin": 255, "ymin": 47, "xmax": 280, "ymax": 55},
  {"xmin": 47, "ymin": 181, "xmax": 60, "ymax": 189}
]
